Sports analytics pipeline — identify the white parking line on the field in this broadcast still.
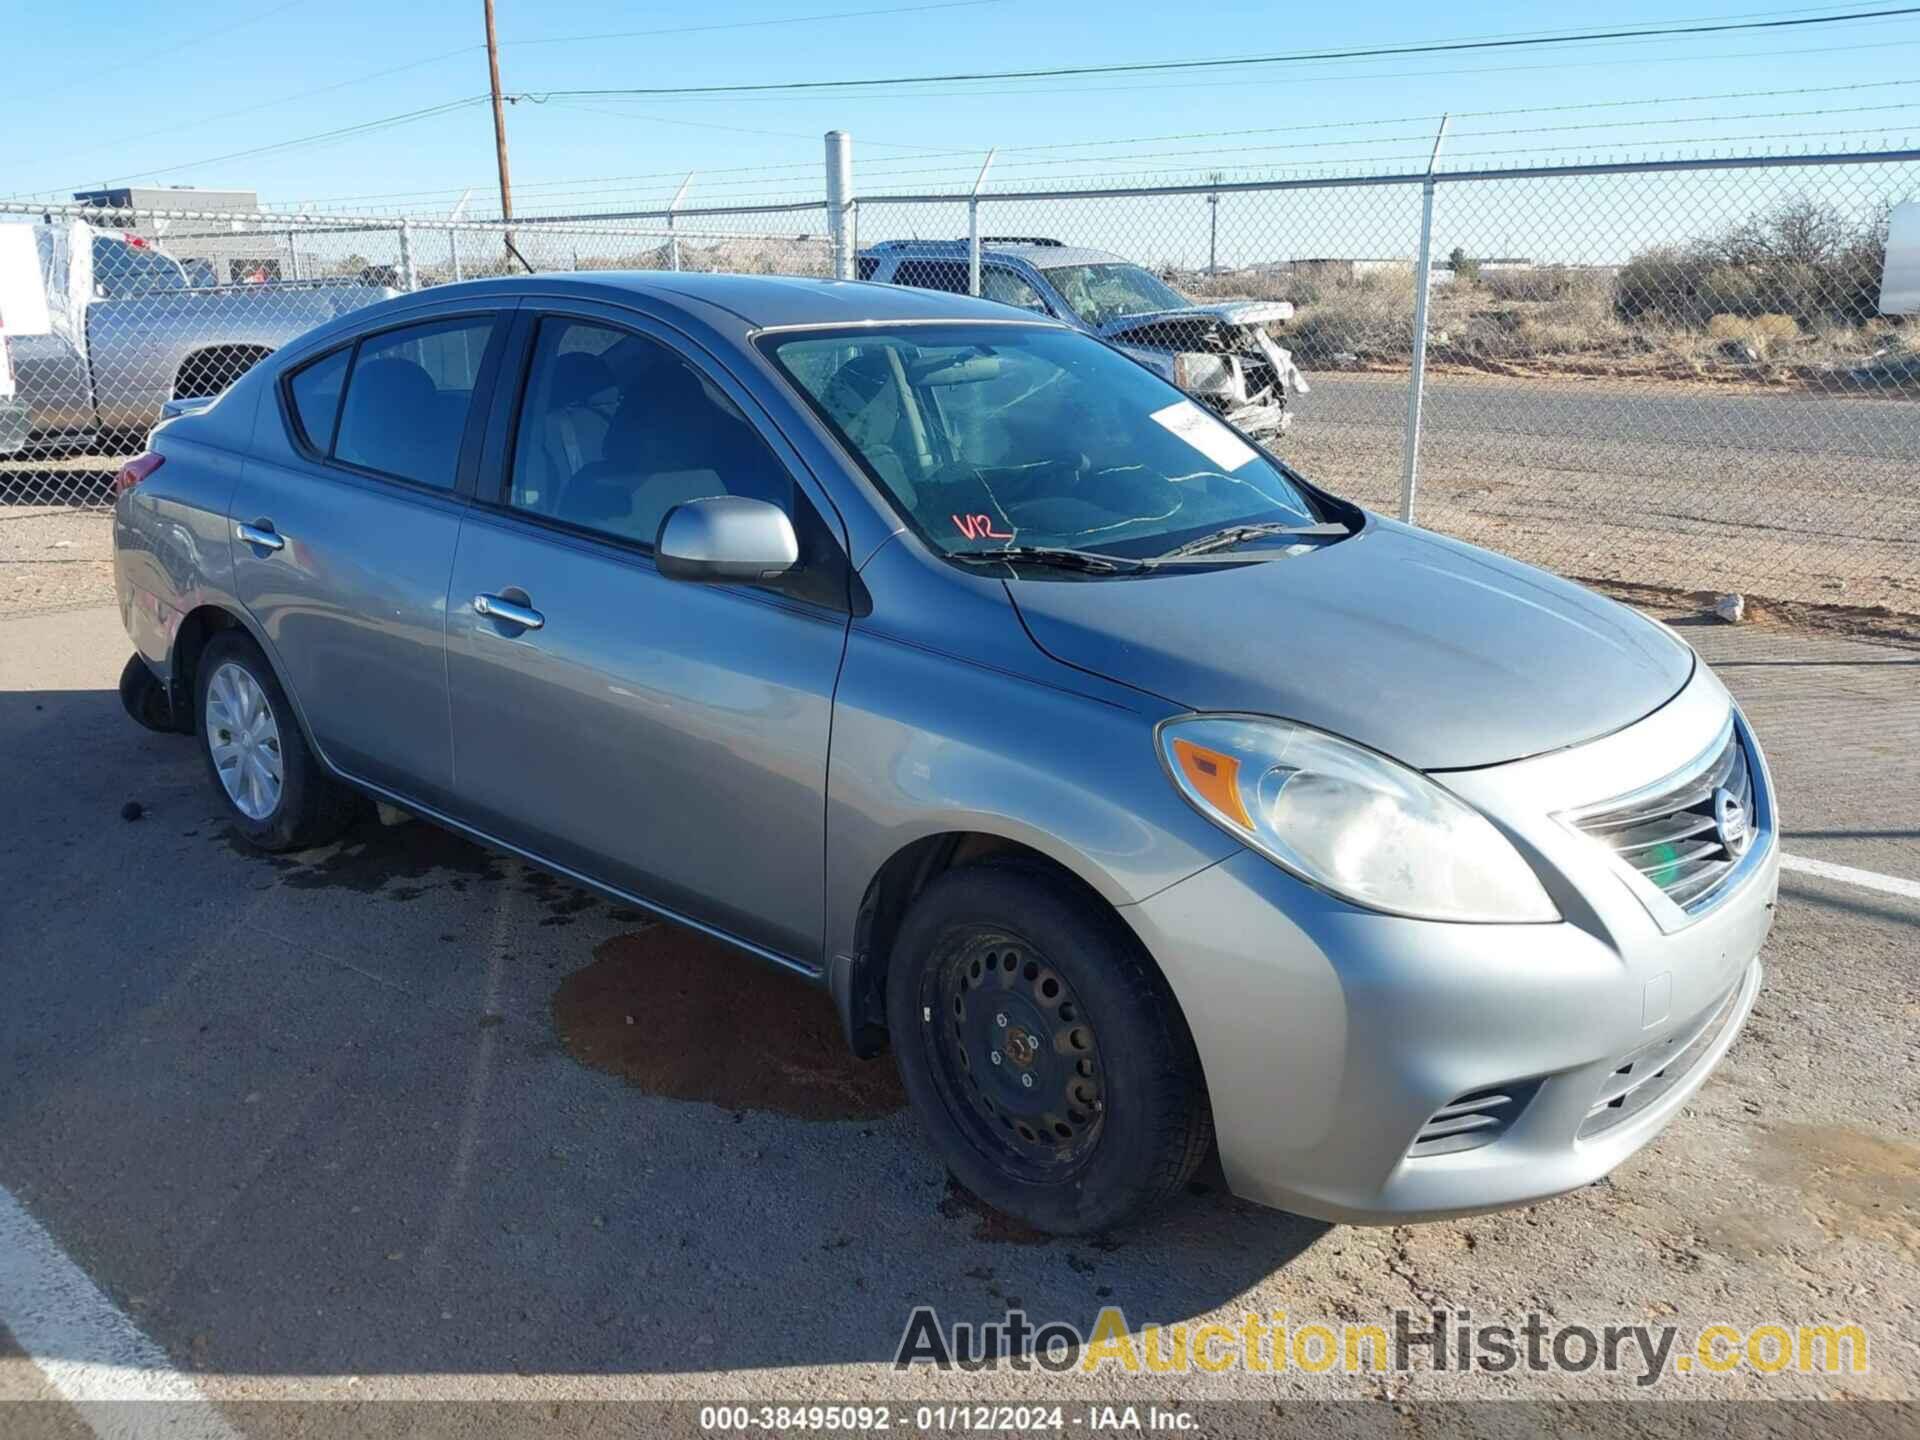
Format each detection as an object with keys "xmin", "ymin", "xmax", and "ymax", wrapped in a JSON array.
[
  {"xmin": 0, "ymin": 1184, "xmax": 242, "ymax": 1440},
  {"xmin": 1781, "ymin": 852, "xmax": 1920, "ymax": 903}
]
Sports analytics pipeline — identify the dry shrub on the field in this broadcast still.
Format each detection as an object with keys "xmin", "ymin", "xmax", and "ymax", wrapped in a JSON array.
[
  {"xmin": 1706, "ymin": 312, "xmax": 1801, "ymax": 358},
  {"xmin": 1286, "ymin": 268, "xmax": 1419, "ymax": 362}
]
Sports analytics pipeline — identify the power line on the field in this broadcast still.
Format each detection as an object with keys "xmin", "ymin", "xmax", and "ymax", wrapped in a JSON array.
[
  {"xmin": 10, "ymin": 98, "xmax": 490, "ymax": 200},
  {"xmin": 519, "ymin": 8, "xmax": 1920, "ymax": 100},
  {"xmin": 574, "ymin": 30, "xmax": 1920, "ymax": 107},
  {"xmin": 33, "ymin": 0, "xmax": 303, "ymax": 102},
  {"xmin": 287, "ymin": 80, "xmax": 1920, "ymax": 210},
  {"xmin": 8, "ymin": 0, "xmax": 1001, "ymax": 196},
  {"xmin": 510, "ymin": 0, "xmax": 1007, "ymax": 48}
]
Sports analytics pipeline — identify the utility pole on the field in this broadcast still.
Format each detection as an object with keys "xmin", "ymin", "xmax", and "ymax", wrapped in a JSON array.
[{"xmin": 484, "ymin": 0, "xmax": 513, "ymax": 227}]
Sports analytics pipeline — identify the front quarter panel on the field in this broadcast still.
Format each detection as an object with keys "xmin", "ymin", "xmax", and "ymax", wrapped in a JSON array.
[{"xmin": 824, "ymin": 539, "xmax": 1240, "ymax": 966}]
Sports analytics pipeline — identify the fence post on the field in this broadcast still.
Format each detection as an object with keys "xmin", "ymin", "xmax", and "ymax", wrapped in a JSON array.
[
  {"xmin": 451, "ymin": 227, "xmax": 463, "ymax": 282},
  {"xmin": 825, "ymin": 130, "xmax": 855, "ymax": 280},
  {"xmin": 398, "ymin": 220, "xmax": 418, "ymax": 292},
  {"xmin": 668, "ymin": 172, "xmax": 695, "ymax": 272},
  {"xmin": 1399, "ymin": 115, "xmax": 1449, "ymax": 524},
  {"xmin": 968, "ymin": 149, "xmax": 998, "ymax": 296}
]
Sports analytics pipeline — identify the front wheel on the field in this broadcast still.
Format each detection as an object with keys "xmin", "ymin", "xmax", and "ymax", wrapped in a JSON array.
[
  {"xmin": 194, "ymin": 630, "xmax": 357, "ymax": 851},
  {"xmin": 887, "ymin": 865, "xmax": 1213, "ymax": 1235}
]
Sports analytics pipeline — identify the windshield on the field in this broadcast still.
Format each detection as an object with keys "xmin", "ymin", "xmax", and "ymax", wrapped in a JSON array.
[
  {"xmin": 765, "ymin": 324, "xmax": 1324, "ymax": 564},
  {"xmin": 1043, "ymin": 263, "xmax": 1191, "ymax": 326}
]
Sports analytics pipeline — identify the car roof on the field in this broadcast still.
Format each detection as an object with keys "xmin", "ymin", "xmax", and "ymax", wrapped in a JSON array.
[{"xmin": 387, "ymin": 270, "xmax": 1065, "ymax": 334}]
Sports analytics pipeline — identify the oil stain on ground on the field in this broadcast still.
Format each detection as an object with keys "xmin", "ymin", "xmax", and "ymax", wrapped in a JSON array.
[
  {"xmin": 1752, "ymin": 1124, "xmax": 1920, "ymax": 1261},
  {"xmin": 553, "ymin": 928, "xmax": 907, "ymax": 1121},
  {"xmin": 221, "ymin": 816, "xmax": 504, "ymax": 893},
  {"xmin": 220, "ymin": 816, "xmax": 620, "ymax": 925}
]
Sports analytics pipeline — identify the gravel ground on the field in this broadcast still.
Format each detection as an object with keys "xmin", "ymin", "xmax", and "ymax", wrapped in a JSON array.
[
  {"xmin": 0, "ymin": 603, "xmax": 1913, "ymax": 1425},
  {"xmin": 0, "ymin": 508, "xmax": 116, "ymax": 619}
]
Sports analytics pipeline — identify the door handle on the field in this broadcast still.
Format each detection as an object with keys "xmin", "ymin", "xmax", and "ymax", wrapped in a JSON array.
[
  {"xmin": 235, "ymin": 521, "xmax": 284, "ymax": 552},
  {"xmin": 473, "ymin": 593, "xmax": 545, "ymax": 631}
]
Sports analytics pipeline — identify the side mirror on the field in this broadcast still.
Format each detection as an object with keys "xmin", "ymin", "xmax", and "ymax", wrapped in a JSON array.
[{"xmin": 655, "ymin": 495, "xmax": 800, "ymax": 583}]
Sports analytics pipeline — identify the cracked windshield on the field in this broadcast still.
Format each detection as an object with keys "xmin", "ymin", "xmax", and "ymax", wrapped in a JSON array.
[
  {"xmin": 1044, "ymin": 262, "xmax": 1190, "ymax": 326},
  {"xmin": 770, "ymin": 325, "xmax": 1325, "ymax": 564}
]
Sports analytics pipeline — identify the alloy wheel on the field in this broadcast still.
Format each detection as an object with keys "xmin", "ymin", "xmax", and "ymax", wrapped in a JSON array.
[{"xmin": 205, "ymin": 661, "xmax": 284, "ymax": 821}]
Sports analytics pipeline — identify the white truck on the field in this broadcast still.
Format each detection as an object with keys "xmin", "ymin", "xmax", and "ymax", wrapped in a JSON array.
[{"xmin": 0, "ymin": 222, "xmax": 393, "ymax": 457}]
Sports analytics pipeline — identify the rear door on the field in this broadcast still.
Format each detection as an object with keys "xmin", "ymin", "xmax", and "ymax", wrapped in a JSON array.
[
  {"xmin": 442, "ymin": 304, "xmax": 853, "ymax": 964},
  {"xmin": 228, "ymin": 303, "xmax": 511, "ymax": 811}
]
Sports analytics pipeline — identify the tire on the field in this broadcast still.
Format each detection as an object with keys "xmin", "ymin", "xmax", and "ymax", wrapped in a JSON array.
[
  {"xmin": 193, "ymin": 630, "xmax": 357, "ymax": 852},
  {"xmin": 119, "ymin": 652, "xmax": 177, "ymax": 733},
  {"xmin": 887, "ymin": 864, "xmax": 1213, "ymax": 1235}
]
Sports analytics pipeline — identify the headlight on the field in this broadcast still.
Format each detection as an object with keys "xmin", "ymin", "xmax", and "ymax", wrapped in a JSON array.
[
  {"xmin": 1158, "ymin": 716, "xmax": 1560, "ymax": 924},
  {"xmin": 1172, "ymin": 351, "xmax": 1237, "ymax": 396}
]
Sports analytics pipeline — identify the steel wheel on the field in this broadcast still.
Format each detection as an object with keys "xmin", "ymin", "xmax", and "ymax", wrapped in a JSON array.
[
  {"xmin": 925, "ymin": 928, "xmax": 1107, "ymax": 1182},
  {"xmin": 204, "ymin": 660, "xmax": 284, "ymax": 821}
]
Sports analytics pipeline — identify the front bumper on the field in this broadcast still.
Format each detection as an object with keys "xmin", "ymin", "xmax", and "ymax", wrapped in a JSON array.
[{"xmin": 1127, "ymin": 665, "xmax": 1778, "ymax": 1224}]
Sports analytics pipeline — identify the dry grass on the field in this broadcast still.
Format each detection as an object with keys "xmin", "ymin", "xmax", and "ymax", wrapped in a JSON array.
[{"xmin": 1176, "ymin": 262, "xmax": 1913, "ymax": 384}]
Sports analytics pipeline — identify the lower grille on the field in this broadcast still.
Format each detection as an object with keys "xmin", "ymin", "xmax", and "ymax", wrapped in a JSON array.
[
  {"xmin": 1579, "ymin": 980, "xmax": 1743, "ymax": 1139},
  {"xmin": 1572, "ymin": 722, "xmax": 1758, "ymax": 913},
  {"xmin": 1409, "ymin": 1081, "xmax": 1540, "ymax": 1158}
]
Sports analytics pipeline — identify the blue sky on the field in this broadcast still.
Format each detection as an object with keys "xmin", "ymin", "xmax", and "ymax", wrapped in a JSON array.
[{"xmin": 8, "ymin": 1, "xmax": 1920, "ymax": 261}]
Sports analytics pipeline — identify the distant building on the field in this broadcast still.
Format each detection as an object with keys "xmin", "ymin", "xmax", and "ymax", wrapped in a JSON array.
[{"xmin": 68, "ymin": 186, "xmax": 296, "ymax": 286}]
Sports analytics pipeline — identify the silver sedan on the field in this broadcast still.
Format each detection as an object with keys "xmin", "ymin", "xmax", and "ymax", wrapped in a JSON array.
[{"xmin": 112, "ymin": 272, "xmax": 1776, "ymax": 1236}]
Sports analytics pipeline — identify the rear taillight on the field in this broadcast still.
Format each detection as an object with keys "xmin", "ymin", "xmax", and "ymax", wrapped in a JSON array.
[{"xmin": 115, "ymin": 452, "xmax": 164, "ymax": 494}]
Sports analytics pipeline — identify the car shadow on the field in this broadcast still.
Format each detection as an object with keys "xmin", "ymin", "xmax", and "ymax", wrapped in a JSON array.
[{"xmin": 0, "ymin": 686, "xmax": 1331, "ymax": 1379}]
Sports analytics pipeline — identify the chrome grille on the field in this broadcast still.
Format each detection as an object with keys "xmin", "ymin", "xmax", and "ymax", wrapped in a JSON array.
[{"xmin": 1573, "ymin": 725, "xmax": 1756, "ymax": 912}]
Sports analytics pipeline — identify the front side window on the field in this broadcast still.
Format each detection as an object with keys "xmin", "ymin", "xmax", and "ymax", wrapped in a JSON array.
[
  {"xmin": 333, "ymin": 316, "xmax": 496, "ymax": 489},
  {"xmin": 767, "ymin": 324, "xmax": 1322, "ymax": 563},
  {"xmin": 1043, "ymin": 263, "xmax": 1189, "ymax": 326},
  {"xmin": 508, "ymin": 319, "xmax": 795, "ymax": 548},
  {"xmin": 981, "ymin": 267, "xmax": 1049, "ymax": 313}
]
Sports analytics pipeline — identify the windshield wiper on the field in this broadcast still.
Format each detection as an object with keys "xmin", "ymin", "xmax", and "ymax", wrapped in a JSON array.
[
  {"xmin": 949, "ymin": 545, "xmax": 1147, "ymax": 574},
  {"xmin": 1155, "ymin": 521, "xmax": 1351, "ymax": 561}
]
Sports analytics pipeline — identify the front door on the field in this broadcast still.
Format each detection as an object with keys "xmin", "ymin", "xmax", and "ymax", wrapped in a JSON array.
[
  {"xmin": 443, "ymin": 308, "xmax": 851, "ymax": 965},
  {"xmin": 228, "ymin": 307, "xmax": 508, "ymax": 808}
]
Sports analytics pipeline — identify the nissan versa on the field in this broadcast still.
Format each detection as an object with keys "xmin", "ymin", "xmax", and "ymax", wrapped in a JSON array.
[{"xmin": 112, "ymin": 273, "xmax": 1778, "ymax": 1236}]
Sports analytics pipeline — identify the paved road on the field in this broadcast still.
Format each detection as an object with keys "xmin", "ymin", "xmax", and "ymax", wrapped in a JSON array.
[
  {"xmin": 0, "ymin": 605, "xmax": 1915, "ymax": 1422},
  {"xmin": 1296, "ymin": 372, "xmax": 1920, "ymax": 461}
]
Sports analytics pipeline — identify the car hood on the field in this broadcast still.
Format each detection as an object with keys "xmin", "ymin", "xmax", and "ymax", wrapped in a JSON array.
[
  {"xmin": 1094, "ymin": 299, "xmax": 1295, "ymax": 341},
  {"xmin": 1007, "ymin": 519, "xmax": 1695, "ymax": 771}
]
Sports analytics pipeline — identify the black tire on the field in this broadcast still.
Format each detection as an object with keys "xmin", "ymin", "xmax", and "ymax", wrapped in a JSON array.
[
  {"xmin": 119, "ymin": 652, "xmax": 177, "ymax": 733},
  {"xmin": 193, "ymin": 630, "xmax": 358, "ymax": 852},
  {"xmin": 887, "ymin": 864, "xmax": 1213, "ymax": 1235}
]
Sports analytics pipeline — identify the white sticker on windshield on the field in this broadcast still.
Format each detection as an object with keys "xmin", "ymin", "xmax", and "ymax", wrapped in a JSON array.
[{"xmin": 1148, "ymin": 400, "xmax": 1258, "ymax": 472}]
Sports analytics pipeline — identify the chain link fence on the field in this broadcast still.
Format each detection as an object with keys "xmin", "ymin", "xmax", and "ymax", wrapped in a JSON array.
[
  {"xmin": 5, "ymin": 150, "xmax": 1918, "ymax": 622},
  {"xmin": 0, "ymin": 199, "xmax": 831, "ymax": 509}
]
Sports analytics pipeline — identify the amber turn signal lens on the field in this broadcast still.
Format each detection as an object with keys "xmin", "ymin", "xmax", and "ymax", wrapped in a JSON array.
[{"xmin": 1170, "ymin": 737, "xmax": 1253, "ymax": 830}]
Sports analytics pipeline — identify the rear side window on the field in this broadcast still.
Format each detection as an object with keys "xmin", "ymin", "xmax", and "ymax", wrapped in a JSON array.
[
  {"xmin": 891, "ymin": 259, "xmax": 970, "ymax": 294},
  {"xmin": 286, "ymin": 348, "xmax": 349, "ymax": 452},
  {"xmin": 333, "ymin": 316, "xmax": 496, "ymax": 489}
]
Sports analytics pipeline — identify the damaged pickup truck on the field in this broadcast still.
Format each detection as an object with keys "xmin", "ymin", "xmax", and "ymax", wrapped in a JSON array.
[{"xmin": 859, "ymin": 237, "xmax": 1307, "ymax": 437}]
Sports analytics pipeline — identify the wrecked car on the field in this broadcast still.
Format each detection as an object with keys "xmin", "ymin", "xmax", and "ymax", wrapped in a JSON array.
[{"xmin": 859, "ymin": 238, "xmax": 1307, "ymax": 437}]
